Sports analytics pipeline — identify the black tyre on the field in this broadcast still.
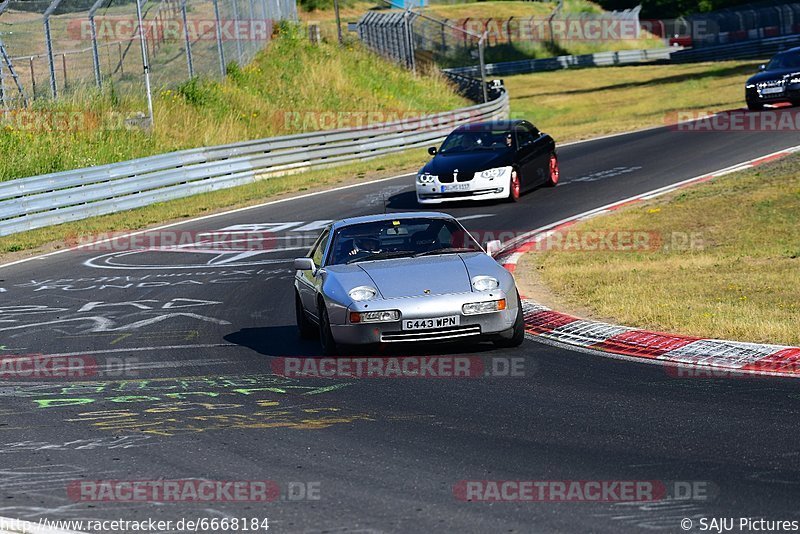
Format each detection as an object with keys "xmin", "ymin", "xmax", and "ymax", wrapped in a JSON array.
[
  {"xmin": 494, "ymin": 295, "xmax": 525, "ymax": 348},
  {"xmin": 318, "ymin": 303, "xmax": 339, "ymax": 356},
  {"xmin": 295, "ymin": 292, "xmax": 316, "ymax": 339}
]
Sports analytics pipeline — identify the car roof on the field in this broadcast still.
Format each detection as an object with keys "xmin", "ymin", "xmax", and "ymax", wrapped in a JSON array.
[
  {"xmin": 332, "ymin": 211, "xmax": 456, "ymax": 231},
  {"xmin": 452, "ymin": 119, "xmax": 530, "ymax": 133},
  {"xmin": 771, "ymin": 47, "xmax": 800, "ymax": 57}
]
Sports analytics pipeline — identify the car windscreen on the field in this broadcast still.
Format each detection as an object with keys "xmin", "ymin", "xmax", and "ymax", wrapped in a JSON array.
[
  {"xmin": 439, "ymin": 130, "xmax": 513, "ymax": 153},
  {"xmin": 767, "ymin": 52, "xmax": 800, "ymax": 70},
  {"xmin": 329, "ymin": 218, "xmax": 483, "ymax": 265}
]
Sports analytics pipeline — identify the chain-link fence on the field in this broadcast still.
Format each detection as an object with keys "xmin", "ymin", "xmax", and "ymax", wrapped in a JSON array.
[
  {"xmin": 356, "ymin": 3, "xmax": 649, "ymax": 97},
  {"xmin": 357, "ymin": 9, "xmax": 493, "ymax": 101},
  {"xmin": 357, "ymin": 8, "xmax": 487, "ymax": 81},
  {"xmin": 678, "ymin": 1, "xmax": 800, "ymax": 47},
  {"xmin": 0, "ymin": 0, "xmax": 296, "ymax": 113}
]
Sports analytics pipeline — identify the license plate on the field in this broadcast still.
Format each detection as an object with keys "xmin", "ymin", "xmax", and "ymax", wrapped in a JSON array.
[
  {"xmin": 441, "ymin": 184, "xmax": 470, "ymax": 192},
  {"xmin": 402, "ymin": 315, "xmax": 460, "ymax": 330},
  {"xmin": 761, "ymin": 87, "xmax": 784, "ymax": 95}
]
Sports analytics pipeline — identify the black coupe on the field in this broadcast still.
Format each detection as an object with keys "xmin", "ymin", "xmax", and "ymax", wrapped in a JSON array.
[
  {"xmin": 745, "ymin": 47, "xmax": 800, "ymax": 111},
  {"xmin": 416, "ymin": 120, "xmax": 558, "ymax": 204}
]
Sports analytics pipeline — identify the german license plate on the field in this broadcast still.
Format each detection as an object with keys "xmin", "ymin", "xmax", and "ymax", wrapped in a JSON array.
[
  {"xmin": 441, "ymin": 184, "xmax": 470, "ymax": 192},
  {"xmin": 761, "ymin": 87, "xmax": 784, "ymax": 95},
  {"xmin": 402, "ymin": 315, "xmax": 460, "ymax": 330}
]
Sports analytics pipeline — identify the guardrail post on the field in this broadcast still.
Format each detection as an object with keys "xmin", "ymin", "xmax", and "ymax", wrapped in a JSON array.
[
  {"xmin": 478, "ymin": 31, "xmax": 488, "ymax": 103},
  {"xmin": 180, "ymin": 0, "xmax": 194, "ymax": 78},
  {"xmin": 43, "ymin": 0, "xmax": 66, "ymax": 99},
  {"xmin": 404, "ymin": 8, "xmax": 415, "ymax": 72},
  {"xmin": 212, "ymin": 0, "xmax": 226, "ymax": 77},
  {"xmin": 231, "ymin": 0, "xmax": 244, "ymax": 63},
  {"xmin": 334, "ymin": 0, "xmax": 343, "ymax": 44},
  {"xmin": 29, "ymin": 57, "xmax": 35, "ymax": 99},
  {"xmin": 88, "ymin": 0, "xmax": 106, "ymax": 88},
  {"xmin": 0, "ymin": 55, "xmax": 5, "ymax": 111},
  {"xmin": 135, "ymin": 0, "xmax": 154, "ymax": 129}
]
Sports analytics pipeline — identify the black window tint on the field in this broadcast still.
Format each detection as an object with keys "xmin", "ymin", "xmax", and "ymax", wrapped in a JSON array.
[{"xmin": 516, "ymin": 126, "xmax": 535, "ymax": 147}]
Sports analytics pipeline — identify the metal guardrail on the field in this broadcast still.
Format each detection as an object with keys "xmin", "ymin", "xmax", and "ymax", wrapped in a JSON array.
[
  {"xmin": 671, "ymin": 33, "xmax": 800, "ymax": 63},
  {"xmin": 444, "ymin": 48, "xmax": 676, "ymax": 77},
  {"xmin": 0, "ymin": 89, "xmax": 509, "ymax": 237}
]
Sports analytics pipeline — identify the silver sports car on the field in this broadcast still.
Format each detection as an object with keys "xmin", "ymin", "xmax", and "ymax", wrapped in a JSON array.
[{"xmin": 293, "ymin": 212, "xmax": 524, "ymax": 355}]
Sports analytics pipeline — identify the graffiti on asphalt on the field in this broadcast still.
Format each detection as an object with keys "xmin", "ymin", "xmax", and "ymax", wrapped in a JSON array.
[{"xmin": 0, "ymin": 374, "xmax": 366, "ymax": 436}]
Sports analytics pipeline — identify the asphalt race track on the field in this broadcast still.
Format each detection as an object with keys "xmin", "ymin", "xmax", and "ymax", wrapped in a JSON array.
[{"xmin": 1, "ymin": 120, "xmax": 800, "ymax": 533}]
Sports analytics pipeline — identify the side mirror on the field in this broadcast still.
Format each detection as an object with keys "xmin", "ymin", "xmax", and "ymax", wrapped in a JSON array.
[
  {"xmin": 485, "ymin": 239, "xmax": 502, "ymax": 257},
  {"xmin": 294, "ymin": 258, "xmax": 316, "ymax": 272},
  {"xmin": 759, "ymin": 64, "xmax": 767, "ymax": 71},
  {"xmin": 427, "ymin": 146, "xmax": 437, "ymax": 156}
]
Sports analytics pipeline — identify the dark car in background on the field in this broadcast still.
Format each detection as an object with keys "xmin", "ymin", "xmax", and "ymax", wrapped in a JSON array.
[
  {"xmin": 416, "ymin": 120, "xmax": 558, "ymax": 204},
  {"xmin": 745, "ymin": 47, "xmax": 800, "ymax": 110}
]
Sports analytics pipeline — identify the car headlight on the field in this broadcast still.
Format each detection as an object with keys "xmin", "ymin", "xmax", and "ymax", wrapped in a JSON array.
[
  {"xmin": 745, "ymin": 83, "xmax": 756, "ymax": 89},
  {"xmin": 463, "ymin": 299, "xmax": 506, "ymax": 315},
  {"xmin": 417, "ymin": 173, "xmax": 436, "ymax": 184},
  {"xmin": 477, "ymin": 167, "xmax": 505, "ymax": 180},
  {"xmin": 472, "ymin": 276, "xmax": 499, "ymax": 291},
  {"xmin": 790, "ymin": 78, "xmax": 800, "ymax": 84},
  {"xmin": 349, "ymin": 310, "xmax": 400, "ymax": 323},
  {"xmin": 348, "ymin": 286, "xmax": 377, "ymax": 301}
]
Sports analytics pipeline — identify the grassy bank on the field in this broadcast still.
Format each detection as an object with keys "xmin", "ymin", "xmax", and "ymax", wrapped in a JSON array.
[
  {"xmin": 0, "ymin": 149, "xmax": 424, "ymax": 257},
  {"xmin": 0, "ymin": 22, "xmax": 466, "ymax": 182},
  {"xmin": 507, "ymin": 60, "xmax": 760, "ymax": 141},
  {"xmin": 517, "ymin": 154, "xmax": 800, "ymax": 345}
]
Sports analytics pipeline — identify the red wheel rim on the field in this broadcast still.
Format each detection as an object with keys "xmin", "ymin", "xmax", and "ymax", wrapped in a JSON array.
[
  {"xmin": 511, "ymin": 171, "xmax": 520, "ymax": 199},
  {"xmin": 549, "ymin": 155, "xmax": 559, "ymax": 184}
]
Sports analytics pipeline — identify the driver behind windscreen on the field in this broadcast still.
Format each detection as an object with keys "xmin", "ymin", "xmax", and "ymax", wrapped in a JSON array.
[{"xmin": 348, "ymin": 236, "xmax": 382, "ymax": 256}]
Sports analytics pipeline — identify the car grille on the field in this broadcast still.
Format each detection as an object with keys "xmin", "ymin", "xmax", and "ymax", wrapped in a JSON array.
[
  {"xmin": 437, "ymin": 173, "xmax": 473, "ymax": 183},
  {"xmin": 757, "ymin": 79, "xmax": 785, "ymax": 89},
  {"xmin": 381, "ymin": 325, "xmax": 481, "ymax": 342}
]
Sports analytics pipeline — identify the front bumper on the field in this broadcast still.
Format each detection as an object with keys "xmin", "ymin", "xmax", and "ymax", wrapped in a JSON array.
[
  {"xmin": 746, "ymin": 84, "xmax": 800, "ymax": 104},
  {"xmin": 329, "ymin": 291, "xmax": 519, "ymax": 345},
  {"xmin": 416, "ymin": 172, "xmax": 511, "ymax": 204}
]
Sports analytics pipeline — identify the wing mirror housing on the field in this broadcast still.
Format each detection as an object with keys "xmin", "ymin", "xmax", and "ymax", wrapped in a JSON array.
[
  {"xmin": 485, "ymin": 239, "xmax": 503, "ymax": 257},
  {"xmin": 428, "ymin": 146, "xmax": 437, "ymax": 156},
  {"xmin": 294, "ymin": 258, "xmax": 316, "ymax": 272}
]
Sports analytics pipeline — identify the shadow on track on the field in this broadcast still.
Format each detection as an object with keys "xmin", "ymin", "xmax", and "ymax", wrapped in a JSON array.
[
  {"xmin": 385, "ymin": 186, "xmax": 556, "ymax": 213},
  {"xmin": 225, "ymin": 326, "xmax": 501, "ymax": 358},
  {"xmin": 225, "ymin": 326, "xmax": 323, "ymax": 357}
]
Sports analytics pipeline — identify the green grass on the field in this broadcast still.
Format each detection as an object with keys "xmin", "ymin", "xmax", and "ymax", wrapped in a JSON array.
[
  {"xmin": 0, "ymin": 22, "xmax": 466, "ymax": 182},
  {"xmin": 517, "ymin": 154, "xmax": 800, "ymax": 345},
  {"xmin": 425, "ymin": 1, "xmax": 560, "ymax": 19},
  {"xmin": 507, "ymin": 60, "xmax": 762, "ymax": 142}
]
